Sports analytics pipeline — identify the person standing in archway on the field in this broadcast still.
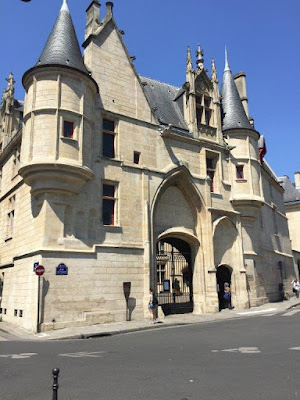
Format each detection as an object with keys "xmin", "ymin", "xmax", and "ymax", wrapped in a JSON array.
[
  {"xmin": 148, "ymin": 288, "xmax": 158, "ymax": 324},
  {"xmin": 223, "ymin": 282, "xmax": 232, "ymax": 309}
]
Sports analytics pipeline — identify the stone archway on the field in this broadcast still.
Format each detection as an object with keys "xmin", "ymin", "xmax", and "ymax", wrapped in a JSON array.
[{"xmin": 151, "ymin": 166, "xmax": 206, "ymax": 315}]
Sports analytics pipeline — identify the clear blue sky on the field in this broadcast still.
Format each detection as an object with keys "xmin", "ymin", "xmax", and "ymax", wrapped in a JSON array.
[{"xmin": 1, "ymin": 0, "xmax": 299, "ymax": 180}]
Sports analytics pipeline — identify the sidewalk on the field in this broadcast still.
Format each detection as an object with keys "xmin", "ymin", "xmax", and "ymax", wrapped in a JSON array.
[{"xmin": 1, "ymin": 297, "xmax": 299, "ymax": 341}]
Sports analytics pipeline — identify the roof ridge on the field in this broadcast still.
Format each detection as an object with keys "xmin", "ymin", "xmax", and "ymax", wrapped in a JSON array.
[{"xmin": 140, "ymin": 75, "xmax": 181, "ymax": 90}]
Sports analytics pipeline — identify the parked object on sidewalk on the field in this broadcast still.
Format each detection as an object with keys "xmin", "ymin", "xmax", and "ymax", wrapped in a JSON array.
[{"xmin": 279, "ymin": 283, "xmax": 290, "ymax": 301}]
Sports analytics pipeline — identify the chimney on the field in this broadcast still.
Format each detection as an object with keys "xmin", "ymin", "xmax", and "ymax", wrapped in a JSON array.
[
  {"xmin": 85, "ymin": 1, "xmax": 100, "ymax": 40},
  {"xmin": 295, "ymin": 172, "xmax": 300, "ymax": 190},
  {"xmin": 233, "ymin": 71, "xmax": 249, "ymax": 118}
]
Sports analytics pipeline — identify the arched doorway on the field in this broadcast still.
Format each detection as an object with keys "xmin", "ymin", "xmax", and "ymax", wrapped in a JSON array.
[
  {"xmin": 216, "ymin": 265, "xmax": 232, "ymax": 311},
  {"xmin": 156, "ymin": 238, "xmax": 193, "ymax": 315}
]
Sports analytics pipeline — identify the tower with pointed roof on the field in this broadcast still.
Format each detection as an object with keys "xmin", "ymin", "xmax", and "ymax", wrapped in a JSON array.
[
  {"xmin": 19, "ymin": 0, "xmax": 98, "ymax": 245},
  {"xmin": 221, "ymin": 49, "xmax": 267, "ymax": 305}
]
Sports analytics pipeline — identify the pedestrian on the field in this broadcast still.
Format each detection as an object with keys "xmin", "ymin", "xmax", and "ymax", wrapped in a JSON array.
[
  {"xmin": 291, "ymin": 278, "xmax": 300, "ymax": 298},
  {"xmin": 223, "ymin": 282, "xmax": 232, "ymax": 309},
  {"xmin": 148, "ymin": 288, "xmax": 158, "ymax": 324}
]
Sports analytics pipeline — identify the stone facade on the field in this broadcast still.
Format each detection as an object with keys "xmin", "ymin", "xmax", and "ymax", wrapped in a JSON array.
[
  {"xmin": 0, "ymin": 1, "xmax": 296, "ymax": 332},
  {"xmin": 279, "ymin": 173, "xmax": 300, "ymax": 277}
]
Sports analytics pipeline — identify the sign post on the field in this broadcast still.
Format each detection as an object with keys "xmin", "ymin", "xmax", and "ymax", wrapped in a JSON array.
[
  {"xmin": 123, "ymin": 282, "xmax": 131, "ymax": 321},
  {"xmin": 35, "ymin": 265, "xmax": 45, "ymax": 333}
]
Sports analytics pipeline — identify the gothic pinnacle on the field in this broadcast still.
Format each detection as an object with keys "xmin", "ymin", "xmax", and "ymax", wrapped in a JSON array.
[
  {"xmin": 211, "ymin": 58, "xmax": 218, "ymax": 83},
  {"xmin": 186, "ymin": 46, "xmax": 193, "ymax": 72},
  {"xmin": 196, "ymin": 44, "xmax": 204, "ymax": 70}
]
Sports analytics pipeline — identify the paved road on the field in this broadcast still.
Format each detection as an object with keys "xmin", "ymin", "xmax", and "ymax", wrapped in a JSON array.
[{"xmin": 1, "ymin": 309, "xmax": 300, "ymax": 400}]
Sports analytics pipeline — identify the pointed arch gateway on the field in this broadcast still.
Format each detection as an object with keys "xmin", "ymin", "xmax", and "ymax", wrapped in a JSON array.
[{"xmin": 151, "ymin": 166, "xmax": 205, "ymax": 314}]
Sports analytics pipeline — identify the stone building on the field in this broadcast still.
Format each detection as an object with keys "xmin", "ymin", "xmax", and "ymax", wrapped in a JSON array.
[
  {"xmin": 0, "ymin": 0, "xmax": 296, "ymax": 332},
  {"xmin": 279, "ymin": 173, "xmax": 300, "ymax": 276}
]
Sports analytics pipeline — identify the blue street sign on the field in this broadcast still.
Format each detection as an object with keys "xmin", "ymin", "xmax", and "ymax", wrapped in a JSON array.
[
  {"xmin": 56, "ymin": 263, "xmax": 68, "ymax": 275},
  {"xmin": 33, "ymin": 262, "xmax": 39, "ymax": 272}
]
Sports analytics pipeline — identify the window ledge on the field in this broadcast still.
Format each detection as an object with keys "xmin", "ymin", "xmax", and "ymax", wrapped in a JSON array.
[
  {"xmin": 235, "ymin": 179, "xmax": 247, "ymax": 183},
  {"xmin": 103, "ymin": 225, "xmax": 122, "ymax": 232},
  {"xmin": 211, "ymin": 192, "xmax": 222, "ymax": 198},
  {"xmin": 60, "ymin": 137, "xmax": 78, "ymax": 144},
  {"xmin": 101, "ymin": 156, "xmax": 122, "ymax": 164}
]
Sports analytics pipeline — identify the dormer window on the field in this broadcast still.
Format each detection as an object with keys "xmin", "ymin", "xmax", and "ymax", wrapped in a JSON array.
[{"xmin": 196, "ymin": 94, "xmax": 213, "ymax": 127}]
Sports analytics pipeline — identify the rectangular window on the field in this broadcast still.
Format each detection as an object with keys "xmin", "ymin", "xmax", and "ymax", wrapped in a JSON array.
[
  {"xmin": 133, "ymin": 151, "xmax": 140, "ymax": 165},
  {"xmin": 206, "ymin": 157, "xmax": 216, "ymax": 192},
  {"xmin": 6, "ymin": 195, "xmax": 15, "ymax": 238},
  {"xmin": 12, "ymin": 145, "xmax": 21, "ymax": 177},
  {"xmin": 236, "ymin": 165, "xmax": 244, "ymax": 179},
  {"xmin": 63, "ymin": 121, "xmax": 74, "ymax": 138},
  {"xmin": 102, "ymin": 119, "xmax": 115, "ymax": 158},
  {"xmin": 103, "ymin": 184, "xmax": 116, "ymax": 225}
]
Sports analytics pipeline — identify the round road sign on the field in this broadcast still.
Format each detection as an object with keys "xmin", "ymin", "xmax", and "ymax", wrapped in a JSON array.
[{"xmin": 35, "ymin": 265, "xmax": 45, "ymax": 276}]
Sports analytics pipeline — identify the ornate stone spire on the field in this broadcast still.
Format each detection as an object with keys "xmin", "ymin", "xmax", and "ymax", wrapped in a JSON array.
[
  {"xmin": 211, "ymin": 58, "xmax": 218, "ymax": 83},
  {"xmin": 196, "ymin": 44, "xmax": 204, "ymax": 70},
  {"xmin": 221, "ymin": 48, "xmax": 253, "ymax": 131},
  {"xmin": 1, "ymin": 72, "xmax": 15, "ymax": 116},
  {"xmin": 34, "ymin": 0, "xmax": 89, "ymax": 74},
  {"xmin": 186, "ymin": 46, "xmax": 193, "ymax": 73}
]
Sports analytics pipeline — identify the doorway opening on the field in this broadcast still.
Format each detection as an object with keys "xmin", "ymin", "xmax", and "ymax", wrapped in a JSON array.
[
  {"xmin": 156, "ymin": 237, "xmax": 193, "ymax": 315},
  {"xmin": 216, "ymin": 265, "xmax": 232, "ymax": 311}
]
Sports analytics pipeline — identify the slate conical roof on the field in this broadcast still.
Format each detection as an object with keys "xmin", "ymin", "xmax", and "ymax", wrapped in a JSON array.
[
  {"xmin": 35, "ymin": 0, "xmax": 89, "ymax": 75},
  {"xmin": 221, "ymin": 49, "xmax": 253, "ymax": 131}
]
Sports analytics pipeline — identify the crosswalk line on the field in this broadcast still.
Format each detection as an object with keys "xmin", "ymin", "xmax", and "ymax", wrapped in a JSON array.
[{"xmin": 282, "ymin": 310, "xmax": 300, "ymax": 317}]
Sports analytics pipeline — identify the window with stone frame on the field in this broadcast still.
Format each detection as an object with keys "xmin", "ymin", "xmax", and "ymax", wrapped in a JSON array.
[
  {"xmin": 63, "ymin": 120, "xmax": 74, "ymax": 139},
  {"xmin": 12, "ymin": 144, "xmax": 21, "ymax": 177},
  {"xmin": 102, "ymin": 183, "xmax": 117, "ymax": 226},
  {"xmin": 6, "ymin": 195, "xmax": 15, "ymax": 239},
  {"xmin": 236, "ymin": 165, "xmax": 244, "ymax": 180},
  {"xmin": 196, "ymin": 93, "xmax": 213, "ymax": 127},
  {"xmin": 102, "ymin": 119, "xmax": 116, "ymax": 159},
  {"xmin": 206, "ymin": 155, "xmax": 217, "ymax": 192}
]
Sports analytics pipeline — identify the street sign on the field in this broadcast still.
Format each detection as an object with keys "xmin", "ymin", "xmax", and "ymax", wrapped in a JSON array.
[
  {"xmin": 33, "ymin": 262, "xmax": 39, "ymax": 272},
  {"xmin": 56, "ymin": 264, "xmax": 68, "ymax": 275},
  {"xmin": 35, "ymin": 265, "xmax": 45, "ymax": 276}
]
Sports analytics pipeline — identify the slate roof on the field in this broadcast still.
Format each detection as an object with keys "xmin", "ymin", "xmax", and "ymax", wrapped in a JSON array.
[
  {"xmin": 221, "ymin": 58, "xmax": 253, "ymax": 131},
  {"xmin": 279, "ymin": 176, "xmax": 300, "ymax": 203},
  {"xmin": 140, "ymin": 76, "xmax": 189, "ymax": 133},
  {"xmin": 35, "ymin": 1, "xmax": 89, "ymax": 75}
]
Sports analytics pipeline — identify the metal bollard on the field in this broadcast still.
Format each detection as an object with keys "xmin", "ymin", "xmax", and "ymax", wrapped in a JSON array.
[{"xmin": 52, "ymin": 368, "xmax": 60, "ymax": 400}]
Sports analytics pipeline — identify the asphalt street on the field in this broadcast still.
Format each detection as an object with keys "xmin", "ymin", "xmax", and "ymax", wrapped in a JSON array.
[{"xmin": 1, "ymin": 309, "xmax": 300, "ymax": 400}]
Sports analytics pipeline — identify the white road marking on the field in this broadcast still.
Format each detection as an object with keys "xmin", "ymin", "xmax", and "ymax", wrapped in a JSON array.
[
  {"xmin": 283, "ymin": 310, "xmax": 300, "ymax": 316},
  {"xmin": 289, "ymin": 347, "xmax": 300, "ymax": 351},
  {"xmin": 0, "ymin": 353, "xmax": 37, "ymax": 359},
  {"xmin": 59, "ymin": 351, "xmax": 106, "ymax": 358},
  {"xmin": 236, "ymin": 308, "xmax": 276, "ymax": 315},
  {"xmin": 212, "ymin": 347, "xmax": 261, "ymax": 353}
]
